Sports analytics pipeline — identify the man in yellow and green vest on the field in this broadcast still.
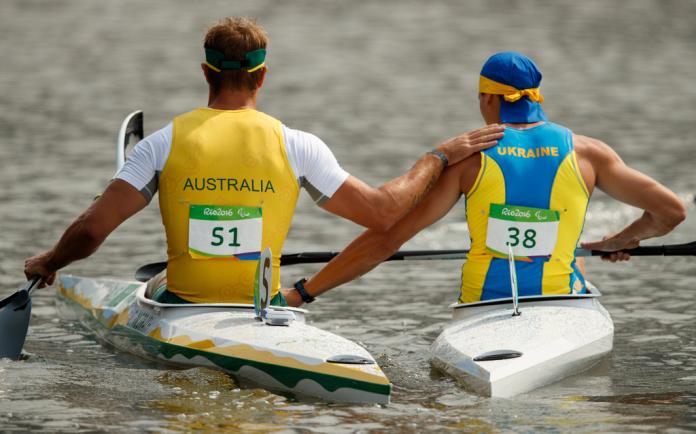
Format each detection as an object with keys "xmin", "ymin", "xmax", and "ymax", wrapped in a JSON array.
[
  {"xmin": 281, "ymin": 51, "xmax": 686, "ymax": 306},
  {"xmin": 23, "ymin": 17, "xmax": 504, "ymax": 305}
]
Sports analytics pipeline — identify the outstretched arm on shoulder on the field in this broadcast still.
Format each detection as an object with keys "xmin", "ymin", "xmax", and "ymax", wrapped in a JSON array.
[
  {"xmin": 282, "ymin": 162, "xmax": 467, "ymax": 306},
  {"xmin": 322, "ymin": 125, "xmax": 503, "ymax": 231},
  {"xmin": 577, "ymin": 135, "xmax": 686, "ymax": 254}
]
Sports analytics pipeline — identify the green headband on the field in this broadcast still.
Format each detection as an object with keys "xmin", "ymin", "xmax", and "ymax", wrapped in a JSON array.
[{"xmin": 204, "ymin": 48, "xmax": 266, "ymax": 73}]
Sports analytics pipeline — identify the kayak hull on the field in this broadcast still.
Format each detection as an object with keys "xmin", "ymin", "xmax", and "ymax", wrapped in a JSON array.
[
  {"xmin": 56, "ymin": 275, "xmax": 391, "ymax": 404},
  {"xmin": 430, "ymin": 284, "xmax": 614, "ymax": 398}
]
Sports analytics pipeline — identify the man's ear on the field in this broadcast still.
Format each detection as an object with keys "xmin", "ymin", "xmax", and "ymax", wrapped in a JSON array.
[
  {"xmin": 480, "ymin": 93, "xmax": 496, "ymax": 108},
  {"xmin": 256, "ymin": 66, "xmax": 267, "ymax": 89},
  {"xmin": 479, "ymin": 93, "xmax": 501, "ymax": 124},
  {"xmin": 201, "ymin": 63, "xmax": 213, "ymax": 84}
]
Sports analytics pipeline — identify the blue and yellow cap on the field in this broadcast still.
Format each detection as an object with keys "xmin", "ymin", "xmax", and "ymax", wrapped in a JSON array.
[
  {"xmin": 205, "ymin": 48, "xmax": 266, "ymax": 73},
  {"xmin": 479, "ymin": 52, "xmax": 546, "ymax": 123}
]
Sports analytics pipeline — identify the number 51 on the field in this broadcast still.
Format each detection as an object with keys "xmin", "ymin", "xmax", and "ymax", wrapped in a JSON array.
[{"xmin": 211, "ymin": 226, "xmax": 241, "ymax": 247}]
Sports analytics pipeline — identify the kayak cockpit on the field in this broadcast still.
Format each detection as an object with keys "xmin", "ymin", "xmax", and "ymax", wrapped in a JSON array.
[
  {"xmin": 449, "ymin": 282, "xmax": 603, "ymax": 321},
  {"xmin": 134, "ymin": 284, "xmax": 308, "ymax": 317}
]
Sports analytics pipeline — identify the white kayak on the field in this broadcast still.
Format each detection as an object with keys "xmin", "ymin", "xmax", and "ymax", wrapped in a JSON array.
[
  {"xmin": 430, "ymin": 282, "xmax": 614, "ymax": 398},
  {"xmin": 55, "ymin": 274, "xmax": 392, "ymax": 404},
  {"xmin": 69, "ymin": 112, "xmax": 392, "ymax": 403}
]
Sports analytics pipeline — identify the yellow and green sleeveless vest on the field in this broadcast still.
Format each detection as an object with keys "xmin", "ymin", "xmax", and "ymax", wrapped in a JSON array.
[
  {"xmin": 460, "ymin": 122, "xmax": 590, "ymax": 303},
  {"xmin": 159, "ymin": 108, "xmax": 299, "ymax": 303}
]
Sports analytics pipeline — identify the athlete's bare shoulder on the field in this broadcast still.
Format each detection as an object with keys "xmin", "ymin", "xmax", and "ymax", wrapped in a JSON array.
[
  {"xmin": 572, "ymin": 134, "xmax": 623, "ymax": 193},
  {"xmin": 575, "ymin": 134, "xmax": 625, "ymax": 163},
  {"xmin": 573, "ymin": 134, "xmax": 618, "ymax": 162},
  {"xmin": 455, "ymin": 151, "xmax": 484, "ymax": 195}
]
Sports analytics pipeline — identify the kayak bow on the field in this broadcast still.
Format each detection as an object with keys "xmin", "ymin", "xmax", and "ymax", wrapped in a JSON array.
[
  {"xmin": 430, "ymin": 282, "xmax": 614, "ymax": 397},
  {"xmin": 56, "ymin": 275, "xmax": 392, "ymax": 404}
]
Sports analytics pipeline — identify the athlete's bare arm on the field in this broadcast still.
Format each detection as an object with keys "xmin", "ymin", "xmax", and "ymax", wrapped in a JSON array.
[
  {"xmin": 282, "ymin": 156, "xmax": 479, "ymax": 307},
  {"xmin": 574, "ymin": 135, "xmax": 686, "ymax": 256},
  {"xmin": 24, "ymin": 180, "xmax": 147, "ymax": 287},
  {"xmin": 321, "ymin": 125, "xmax": 503, "ymax": 231}
]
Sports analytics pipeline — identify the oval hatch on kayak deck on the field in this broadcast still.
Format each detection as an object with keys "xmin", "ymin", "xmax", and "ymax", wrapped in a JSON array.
[
  {"xmin": 326, "ymin": 355, "xmax": 375, "ymax": 365},
  {"xmin": 473, "ymin": 350, "xmax": 523, "ymax": 362}
]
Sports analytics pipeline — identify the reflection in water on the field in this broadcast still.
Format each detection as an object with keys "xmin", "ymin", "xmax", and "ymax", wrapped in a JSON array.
[
  {"xmin": 585, "ymin": 392, "xmax": 684, "ymax": 405},
  {"xmin": 148, "ymin": 369, "xmax": 291, "ymax": 432},
  {"xmin": 1, "ymin": 0, "xmax": 695, "ymax": 432}
]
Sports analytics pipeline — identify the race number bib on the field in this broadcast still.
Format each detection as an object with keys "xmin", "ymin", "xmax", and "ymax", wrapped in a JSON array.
[
  {"xmin": 188, "ymin": 205, "xmax": 262, "ymax": 260},
  {"xmin": 486, "ymin": 204, "xmax": 560, "ymax": 259}
]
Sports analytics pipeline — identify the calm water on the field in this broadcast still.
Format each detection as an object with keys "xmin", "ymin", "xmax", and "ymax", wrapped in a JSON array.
[{"xmin": 1, "ymin": 0, "xmax": 695, "ymax": 432}]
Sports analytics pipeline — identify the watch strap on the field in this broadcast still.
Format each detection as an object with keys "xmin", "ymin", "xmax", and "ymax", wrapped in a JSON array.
[
  {"xmin": 293, "ymin": 278, "xmax": 315, "ymax": 304},
  {"xmin": 427, "ymin": 149, "xmax": 449, "ymax": 168}
]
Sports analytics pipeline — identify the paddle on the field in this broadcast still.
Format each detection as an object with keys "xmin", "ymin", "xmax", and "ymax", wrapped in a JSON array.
[
  {"xmin": 134, "ymin": 241, "xmax": 696, "ymax": 282},
  {"xmin": 116, "ymin": 110, "xmax": 144, "ymax": 172},
  {"xmin": 0, "ymin": 277, "xmax": 41, "ymax": 360}
]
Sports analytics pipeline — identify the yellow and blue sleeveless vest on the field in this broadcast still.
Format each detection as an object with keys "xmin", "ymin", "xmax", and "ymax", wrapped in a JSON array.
[
  {"xmin": 159, "ymin": 108, "xmax": 300, "ymax": 304},
  {"xmin": 460, "ymin": 122, "xmax": 589, "ymax": 303}
]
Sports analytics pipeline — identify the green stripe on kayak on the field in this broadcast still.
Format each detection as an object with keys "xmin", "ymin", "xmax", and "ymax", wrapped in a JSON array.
[
  {"xmin": 113, "ymin": 324, "xmax": 391, "ymax": 397},
  {"xmin": 57, "ymin": 287, "xmax": 391, "ymax": 400}
]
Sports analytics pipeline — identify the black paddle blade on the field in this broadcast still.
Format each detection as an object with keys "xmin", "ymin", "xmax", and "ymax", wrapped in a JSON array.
[{"xmin": 0, "ymin": 290, "xmax": 32, "ymax": 360}]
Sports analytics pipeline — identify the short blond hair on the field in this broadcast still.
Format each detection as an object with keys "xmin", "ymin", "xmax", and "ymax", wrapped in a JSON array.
[{"xmin": 203, "ymin": 17, "xmax": 268, "ymax": 92}]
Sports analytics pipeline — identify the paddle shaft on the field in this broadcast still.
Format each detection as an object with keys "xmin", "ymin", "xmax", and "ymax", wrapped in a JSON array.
[
  {"xmin": 25, "ymin": 276, "xmax": 41, "ymax": 294},
  {"xmin": 135, "ymin": 241, "xmax": 696, "ymax": 281},
  {"xmin": 283, "ymin": 241, "xmax": 696, "ymax": 264}
]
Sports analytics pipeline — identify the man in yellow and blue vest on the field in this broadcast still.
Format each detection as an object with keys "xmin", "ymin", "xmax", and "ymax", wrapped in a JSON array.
[
  {"xmin": 282, "ymin": 51, "xmax": 686, "ymax": 305},
  {"xmin": 23, "ymin": 17, "xmax": 504, "ymax": 305}
]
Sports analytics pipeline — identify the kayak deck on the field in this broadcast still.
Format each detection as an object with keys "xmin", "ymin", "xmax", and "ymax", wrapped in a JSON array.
[
  {"xmin": 56, "ymin": 275, "xmax": 391, "ymax": 404},
  {"xmin": 430, "ymin": 285, "xmax": 614, "ymax": 397}
]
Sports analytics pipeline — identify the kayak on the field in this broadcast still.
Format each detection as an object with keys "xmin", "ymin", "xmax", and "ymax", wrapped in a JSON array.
[
  {"xmin": 49, "ymin": 112, "xmax": 391, "ymax": 404},
  {"xmin": 55, "ymin": 274, "xmax": 392, "ymax": 404},
  {"xmin": 430, "ymin": 282, "xmax": 614, "ymax": 397}
]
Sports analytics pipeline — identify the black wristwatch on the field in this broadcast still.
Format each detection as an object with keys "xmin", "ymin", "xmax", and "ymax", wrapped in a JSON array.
[
  {"xmin": 427, "ymin": 149, "xmax": 449, "ymax": 168},
  {"xmin": 293, "ymin": 278, "xmax": 315, "ymax": 304}
]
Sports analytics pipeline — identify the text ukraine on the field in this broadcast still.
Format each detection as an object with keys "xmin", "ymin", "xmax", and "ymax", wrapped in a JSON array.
[{"xmin": 497, "ymin": 146, "xmax": 559, "ymax": 158}]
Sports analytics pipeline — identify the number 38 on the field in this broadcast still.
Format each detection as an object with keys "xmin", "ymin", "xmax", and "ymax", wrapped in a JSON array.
[{"xmin": 507, "ymin": 227, "xmax": 537, "ymax": 248}]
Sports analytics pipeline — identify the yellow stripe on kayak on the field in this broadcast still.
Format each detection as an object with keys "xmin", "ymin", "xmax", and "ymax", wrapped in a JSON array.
[{"xmin": 148, "ymin": 327, "xmax": 390, "ymax": 385}]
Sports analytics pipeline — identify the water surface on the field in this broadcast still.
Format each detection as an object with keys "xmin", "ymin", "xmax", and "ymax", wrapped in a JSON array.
[{"xmin": 1, "ymin": 0, "xmax": 695, "ymax": 432}]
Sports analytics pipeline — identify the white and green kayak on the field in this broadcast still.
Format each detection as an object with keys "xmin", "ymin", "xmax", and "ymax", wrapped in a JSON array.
[
  {"xmin": 51, "ymin": 111, "xmax": 391, "ymax": 404},
  {"xmin": 55, "ymin": 274, "xmax": 392, "ymax": 404}
]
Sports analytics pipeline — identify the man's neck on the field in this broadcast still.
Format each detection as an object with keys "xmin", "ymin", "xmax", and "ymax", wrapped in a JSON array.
[
  {"xmin": 207, "ymin": 88, "xmax": 258, "ymax": 110},
  {"xmin": 503, "ymin": 121, "xmax": 545, "ymax": 129}
]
